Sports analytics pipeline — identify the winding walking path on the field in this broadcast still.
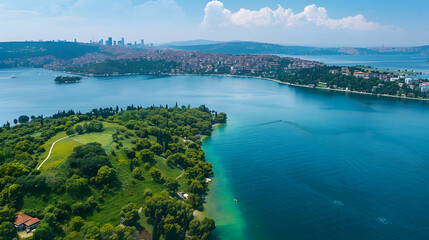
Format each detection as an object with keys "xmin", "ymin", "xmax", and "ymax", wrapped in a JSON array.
[
  {"xmin": 176, "ymin": 168, "xmax": 185, "ymax": 179},
  {"xmin": 36, "ymin": 135, "xmax": 70, "ymax": 170}
]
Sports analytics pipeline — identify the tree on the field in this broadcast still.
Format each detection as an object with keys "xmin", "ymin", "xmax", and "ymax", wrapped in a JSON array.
[
  {"xmin": 18, "ymin": 115, "xmax": 30, "ymax": 124},
  {"xmin": 75, "ymin": 125, "xmax": 84, "ymax": 134},
  {"xmin": 166, "ymin": 153, "xmax": 186, "ymax": 167},
  {"xmin": 65, "ymin": 175, "xmax": 89, "ymax": 194},
  {"xmin": 189, "ymin": 180, "xmax": 204, "ymax": 195},
  {"xmin": 66, "ymin": 143, "xmax": 111, "ymax": 177},
  {"xmin": 120, "ymin": 203, "xmax": 140, "ymax": 226},
  {"xmin": 0, "ymin": 222, "xmax": 18, "ymax": 240},
  {"xmin": 70, "ymin": 216, "xmax": 85, "ymax": 231},
  {"xmin": 150, "ymin": 144, "xmax": 163, "ymax": 155},
  {"xmin": 149, "ymin": 168, "xmax": 163, "ymax": 183},
  {"xmin": 144, "ymin": 191, "xmax": 194, "ymax": 240},
  {"xmin": 134, "ymin": 138, "xmax": 151, "ymax": 151},
  {"xmin": 140, "ymin": 149, "xmax": 155, "ymax": 163},
  {"xmin": 132, "ymin": 167, "xmax": 143, "ymax": 179},
  {"xmin": 13, "ymin": 119, "xmax": 17, "ymax": 125},
  {"xmin": 95, "ymin": 166, "xmax": 117, "ymax": 185},
  {"xmin": 66, "ymin": 129, "xmax": 75, "ymax": 136},
  {"xmin": 163, "ymin": 178, "xmax": 179, "ymax": 193},
  {"xmin": 14, "ymin": 140, "xmax": 30, "ymax": 153},
  {"xmin": 187, "ymin": 217, "xmax": 215, "ymax": 240},
  {"xmin": 125, "ymin": 149, "xmax": 136, "ymax": 159},
  {"xmin": 33, "ymin": 221, "xmax": 54, "ymax": 240},
  {"xmin": 99, "ymin": 223, "xmax": 115, "ymax": 240}
]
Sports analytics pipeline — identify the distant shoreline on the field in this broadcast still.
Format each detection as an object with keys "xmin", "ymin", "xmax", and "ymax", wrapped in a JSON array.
[
  {"xmin": 18, "ymin": 67, "xmax": 429, "ymax": 102},
  {"xmin": 76, "ymin": 71, "xmax": 429, "ymax": 102}
]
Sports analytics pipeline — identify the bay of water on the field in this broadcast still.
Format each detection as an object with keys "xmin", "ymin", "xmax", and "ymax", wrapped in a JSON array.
[
  {"xmin": 1, "ymin": 68, "xmax": 429, "ymax": 239},
  {"xmin": 280, "ymin": 55, "xmax": 429, "ymax": 76}
]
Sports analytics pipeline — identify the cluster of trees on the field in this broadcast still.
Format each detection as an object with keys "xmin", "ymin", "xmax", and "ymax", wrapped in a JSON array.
[
  {"xmin": 0, "ymin": 104, "xmax": 225, "ymax": 239},
  {"xmin": 144, "ymin": 191, "xmax": 215, "ymax": 240},
  {"xmin": 62, "ymin": 58, "xmax": 180, "ymax": 76}
]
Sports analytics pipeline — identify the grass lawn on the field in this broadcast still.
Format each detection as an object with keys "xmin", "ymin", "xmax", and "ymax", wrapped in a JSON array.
[
  {"xmin": 71, "ymin": 133, "xmax": 112, "ymax": 149},
  {"xmin": 317, "ymin": 83, "xmax": 328, "ymax": 88},
  {"xmin": 39, "ymin": 138, "xmax": 82, "ymax": 171}
]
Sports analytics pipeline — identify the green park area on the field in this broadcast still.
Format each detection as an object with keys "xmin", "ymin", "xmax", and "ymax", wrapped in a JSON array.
[{"xmin": 0, "ymin": 106, "xmax": 227, "ymax": 239}]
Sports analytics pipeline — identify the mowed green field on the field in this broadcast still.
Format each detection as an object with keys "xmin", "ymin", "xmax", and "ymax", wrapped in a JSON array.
[
  {"xmin": 39, "ymin": 138, "xmax": 82, "ymax": 170},
  {"xmin": 37, "ymin": 121, "xmax": 120, "ymax": 171}
]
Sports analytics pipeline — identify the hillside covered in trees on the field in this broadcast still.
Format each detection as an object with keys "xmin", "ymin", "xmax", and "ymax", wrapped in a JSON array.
[{"xmin": 0, "ymin": 104, "xmax": 227, "ymax": 239}]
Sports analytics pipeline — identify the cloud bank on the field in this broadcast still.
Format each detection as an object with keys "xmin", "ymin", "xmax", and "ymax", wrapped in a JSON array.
[{"xmin": 201, "ymin": 1, "xmax": 387, "ymax": 31}]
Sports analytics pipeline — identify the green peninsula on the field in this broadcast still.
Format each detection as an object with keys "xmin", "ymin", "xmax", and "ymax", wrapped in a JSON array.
[{"xmin": 0, "ymin": 104, "xmax": 227, "ymax": 240}]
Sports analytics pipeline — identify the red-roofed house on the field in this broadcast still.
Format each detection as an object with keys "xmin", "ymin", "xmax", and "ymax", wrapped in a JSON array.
[{"xmin": 14, "ymin": 213, "xmax": 40, "ymax": 233}]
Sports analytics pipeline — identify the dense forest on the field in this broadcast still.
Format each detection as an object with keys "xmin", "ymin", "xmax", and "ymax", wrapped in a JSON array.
[{"xmin": 0, "ymin": 104, "xmax": 227, "ymax": 239}]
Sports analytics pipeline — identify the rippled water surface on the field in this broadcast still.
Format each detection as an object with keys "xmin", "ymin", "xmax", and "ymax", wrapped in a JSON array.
[{"xmin": 1, "ymin": 68, "xmax": 429, "ymax": 239}]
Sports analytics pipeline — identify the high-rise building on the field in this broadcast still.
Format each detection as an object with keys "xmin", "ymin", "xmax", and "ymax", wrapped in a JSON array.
[
  {"xmin": 99, "ymin": 39, "xmax": 104, "ymax": 45},
  {"xmin": 106, "ymin": 37, "xmax": 113, "ymax": 46},
  {"xmin": 141, "ymin": 39, "xmax": 145, "ymax": 46},
  {"xmin": 118, "ymin": 37, "xmax": 125, "ymax": 46},
  {"xmin": 114, "ymin": 41, "xmax": 117, "ymax": 46}
]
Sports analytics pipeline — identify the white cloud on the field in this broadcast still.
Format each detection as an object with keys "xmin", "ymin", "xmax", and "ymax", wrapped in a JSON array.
[{"xmin": 201, "ymin": 1, "xmax": 389, "ymax": 31}]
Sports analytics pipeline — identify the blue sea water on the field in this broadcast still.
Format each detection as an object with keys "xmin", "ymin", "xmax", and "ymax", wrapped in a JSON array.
[{"xmin": 1, "ymin": 68, "xmax": 429, "ymax": 239}]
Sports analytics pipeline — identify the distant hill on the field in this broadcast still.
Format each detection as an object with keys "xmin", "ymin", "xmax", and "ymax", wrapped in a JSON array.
[
  {"xmin": 167, "ymin": 41, "xmax": 429, "ymax": 56},
  {"xmin": 164, "ymin": 39, "xmax": 224, "ymax": 46},
  {"xmin": 0, "ymin": 42, "xmax": 100, "ymax": 60},
  {"xmin": 167, "ymin": 41, "xmax": 341, "ymax": 55}
]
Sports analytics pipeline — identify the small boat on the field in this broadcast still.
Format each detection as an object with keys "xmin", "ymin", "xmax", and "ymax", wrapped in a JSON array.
[
  {"xmin": 10, "ymin": 75, "xmax": 16, "ymax": 79},
  {"xmin": 234, "ymin": 198, "xmax": 239, "ymax": 203}
]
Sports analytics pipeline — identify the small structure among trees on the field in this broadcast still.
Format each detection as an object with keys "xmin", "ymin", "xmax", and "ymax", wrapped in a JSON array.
[{"xmin": 14, "ymin": 212, "xmax": 40, "ymax": 233}]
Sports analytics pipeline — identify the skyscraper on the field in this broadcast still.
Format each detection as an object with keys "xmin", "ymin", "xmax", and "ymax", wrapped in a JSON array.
[
  {"xmin": 106, "ymin": 37, "xmax": 113, "ymax": 46},
  {"xmin": 119, "ymin": 37, "xmax": 125, "ymax": 46},
  {"xmin": 141, "ymin": 39, "xmax": 145, "ymax": 46}
]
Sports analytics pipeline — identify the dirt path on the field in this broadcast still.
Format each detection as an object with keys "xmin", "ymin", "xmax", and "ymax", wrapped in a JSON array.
[{"xmin": 36, "ymin": 135, "xmax": 70, "ymax": 170}]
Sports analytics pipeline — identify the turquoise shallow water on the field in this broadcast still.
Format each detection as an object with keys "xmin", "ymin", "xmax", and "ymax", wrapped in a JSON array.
[{"xmin": 1, "ymin": 68, "xmax": 429, "ymax": 239}]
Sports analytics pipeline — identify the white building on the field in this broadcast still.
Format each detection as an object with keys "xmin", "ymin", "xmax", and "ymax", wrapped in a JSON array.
[
  {"xmin": 405, "ymin": 78, "xmax": 419, "ymax": 85},
  {"xmin": 419, "ymin": 82, "xmax": 429, "ymax": 92}
]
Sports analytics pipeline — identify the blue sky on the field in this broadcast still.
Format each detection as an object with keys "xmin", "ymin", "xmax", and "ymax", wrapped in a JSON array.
[{"xmin": 0, "ymin": 0, "xmax": 427, "ymax": 46}]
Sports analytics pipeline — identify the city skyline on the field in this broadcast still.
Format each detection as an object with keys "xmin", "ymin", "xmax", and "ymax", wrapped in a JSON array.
[{"xmin": 0, "ymin": 0, "xmax": 428, "ymax": 47}]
